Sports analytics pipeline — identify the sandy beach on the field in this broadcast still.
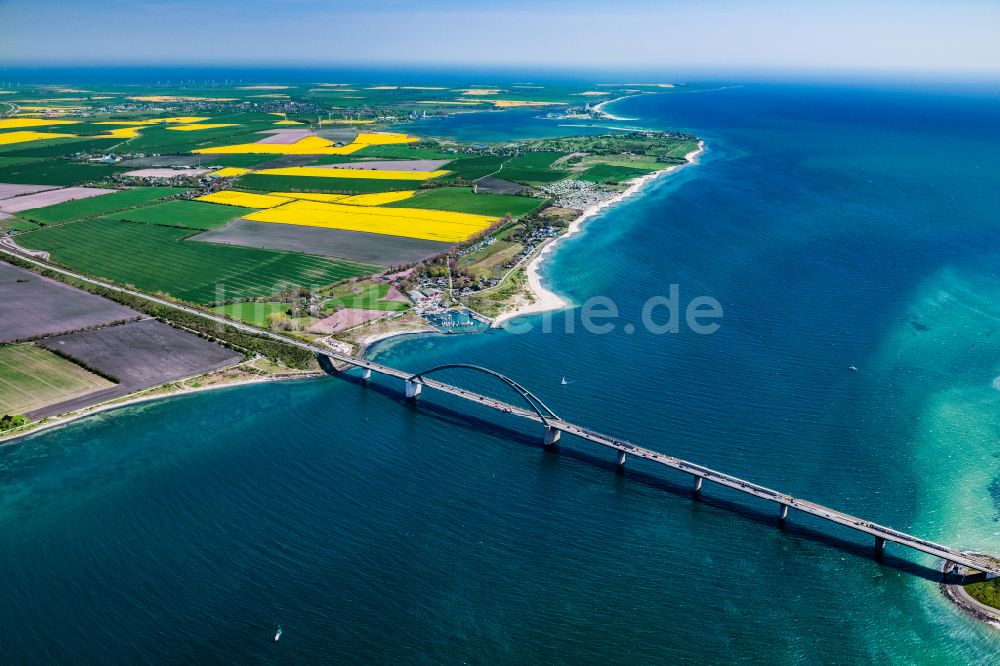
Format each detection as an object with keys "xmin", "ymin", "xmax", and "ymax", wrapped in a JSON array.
[
  {"xmin": 492, "ymin": 140, "xmax": 705, "ymax": 328},
  {"xmin": 592, "ymin": 94, "xmax": 642, "ymax": 121}
]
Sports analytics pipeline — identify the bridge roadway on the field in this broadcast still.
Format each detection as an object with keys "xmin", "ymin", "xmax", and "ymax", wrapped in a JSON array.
[{"xmin": 4, "ymin": 246, "xmax": 999, "ymax": 578}]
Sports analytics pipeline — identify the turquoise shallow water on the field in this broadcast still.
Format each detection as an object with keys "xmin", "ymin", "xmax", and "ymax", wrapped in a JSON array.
[{"xmin": 2, "ymin": 83, "xmax": 999, "ymax": 663}]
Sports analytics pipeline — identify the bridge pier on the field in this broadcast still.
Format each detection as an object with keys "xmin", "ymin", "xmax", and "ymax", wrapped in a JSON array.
[
  {"xmin": 361, "ymin": 368, "xmax": 372, "ymax": 381},
  {"xmin": 616, "ymin": 450, "xmax": 626, "ymax": 467},
  {"xmin": 692, "ymin": 475, "xmax": 703, "ymax": 495},
  {"xmin": 778, "ymin": 503, "xmax": 789, "ymax": 522},
  {"xmin": 874, "ymin": 536, "xmax": 887, "ymax": 558},
  {"xmin": 543, "ymin": 426, "xmax": 561, "ymax": 447},
  {"xmin": 405, "ymin": 379, "xmax": 422, "ymax": 399}
]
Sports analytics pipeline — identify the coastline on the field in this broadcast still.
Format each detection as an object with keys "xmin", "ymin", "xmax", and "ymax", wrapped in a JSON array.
[
  {"xmin": 939, "ymin": 561, "xmax": 1000, "ymax": 632},
  {"xmin": 0, "ymin": 365, "xmax": 324, "ymax": 446},
  {"xmin": 492, "ymin": 140, "xmax": 705, "ymax": 328},
  {"xmin": 0, "ymin": 137, "xmax": 705, "ymax": 439},
  {"xmin": 592, "ymin": 94, "xmax": 642, "ymax": 121}
]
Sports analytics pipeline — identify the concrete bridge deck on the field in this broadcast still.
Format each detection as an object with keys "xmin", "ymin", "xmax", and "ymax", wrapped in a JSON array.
[{"xmin": 5, "ymin": 246, "xmax": 999, "ymax": 578}]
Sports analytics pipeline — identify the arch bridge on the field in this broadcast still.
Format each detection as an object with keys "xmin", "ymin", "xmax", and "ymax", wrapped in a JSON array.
[{"xmin": 407, "ymin": 363, "xmax": 559, "ymax": 422}]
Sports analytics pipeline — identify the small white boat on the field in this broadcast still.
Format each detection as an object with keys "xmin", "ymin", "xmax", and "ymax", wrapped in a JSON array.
[
  {"xmin": 561, "ymin": 377, "xmax": 568, "ymax": 385},
  {"xmin": 849, "ymin": 366, "xmax": 858, "ymax": 372},
  {"xmin": 274, "ymin": 625, "xmax": 283, "ymax": 642}
]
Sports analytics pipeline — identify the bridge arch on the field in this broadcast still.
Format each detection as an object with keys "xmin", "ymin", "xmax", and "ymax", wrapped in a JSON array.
[{"xmin": 408, "ymin": 364, "xmax": 559, "ymax": 424}]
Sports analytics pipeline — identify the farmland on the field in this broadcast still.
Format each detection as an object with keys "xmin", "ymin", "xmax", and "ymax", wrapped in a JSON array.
[
  {"xmin": 576, "ymin": 164, "xmax": 656, "ymax": 183},
  {"xmin": 244, "ymin": 199, "xmax": 497, "ymax": 242},
  {"xmin": 195, "ymin": 190, "xmax": 291, "ymax": 208},
  {"xmin": 497, "ymin": 152, "xmax": 569, "ymax": 185},
  {"xmin": 386, "ymin": 187, "xmax": 542, "ymax": 218},
  {"xmin": 0, "ymin": 161, "xmax": 121, "ymax": 186},
  {"xmin": 17, "ymin": 186, "xmax": 187, "ymax": 224},
  {"xmin": 321, "ymin": 281, "xmax": 410, "ymax": 312},
  {"xmin": 211, "ymin": 302, "xmax": 293, "ymax": 327},
  {"xmin": 237, "ymin": 173, "xmax": 422, "ymax": 193},
  {"xmin": 106, "ymin": 200, "xmax": 255, "ymax": 230},
  {"xmin": 37, "ymin": 319, "xmax": 243, "ymax": 400},
  {"xmin": 0, "ymin": 343, "xmax": 114, "ymax": 417},
  {"xmin": 254, "ymin": 166, "xmax": 448, "ymax": 180},
  {"xmin": 442, "ymin": 155, "xmax": 507, "ymax": 181},
  {"xmin": 0, "ymin": 260, "xmax": 139, "ymax": 342},
  {"xmin": 193, "ymin": 219, "xmax": 452, "ymax": 264},
  {"xmin": 16, "ymin": 218, "xmax": 380, "ymax": 303}
]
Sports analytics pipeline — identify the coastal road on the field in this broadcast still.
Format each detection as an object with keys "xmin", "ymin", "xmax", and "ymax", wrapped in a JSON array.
[{"xmin": 4, "ymin": 244, "xmax": 1000, "ymax": 578}]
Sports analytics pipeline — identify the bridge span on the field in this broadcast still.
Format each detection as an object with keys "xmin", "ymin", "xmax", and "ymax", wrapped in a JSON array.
[
  {"xmin": 317, "ymin": 356, "xmax": 1000, "ymax": 579},
  {"xmin": 4, "ymin": 246, "xmax": 999, "ymax": 579}
]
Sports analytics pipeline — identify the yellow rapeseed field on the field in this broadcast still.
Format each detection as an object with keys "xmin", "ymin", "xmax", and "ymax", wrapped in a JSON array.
[
  {"xmin": 254, "ymin": 166, "xmax": 447, "ymax": 181},
  {"xmin": 167, "ymin": 124, "xmax": 238, "ymax": 131},
  {"xmin": 336, "ymin": 191, "xmax": 417, "ymax": 206},
  {"xmin": 0, "ymin": 130, "xmax": 78, "ymax": 145},
  {"xmin": 193, "ymin": 132, "xmax": 419, "ymax": 156},
  {"xmin": 0, "ymin": 118, "xmax": 79, "ymax": 129},
  {"xmin": 267, "ymin": 192, "xmax": 349, "ymax": 203},
  {"xmin": 244, "ymin": 200, "xmax": 496, "ymax": 242},
  {"xmin": 274, "ymin": 120, "xmax": 304, "ymax": 125},
  {"xmin": 320, "ymin": 119, "xmax": 375, "ymax": 125},
  {"xmin": 209, "ymin": 167, "xmax": 252, "ymax": 178},
  {"xmin": 103, "ymin": 126, "xmax": 144, "ymax": 138},
  {"xmin": 195, "ymin": 191, "xmax": 293, "ymax": 208},
  {"xmin": 353, "ymin": 132, "xmax": 417, "ymax": 146}
]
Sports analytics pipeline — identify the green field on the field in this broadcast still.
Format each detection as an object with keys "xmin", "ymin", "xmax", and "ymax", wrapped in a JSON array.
[
  {"xmin": 238, "ymin": 173, "xmax": 422, "ymax": 194},
  {"xmin": 351, "ymin": 144, "xmax": 456, "ymax": 160},
  {"xmin": 321, "ymin": 281, "xmax": 410, "ymax": 312},
  {"xmin": 203, "ymin": 154, "xmax": 278, "ymax": 168},
  {"xmin": 389, "ymin": 187, "xmax": 542, "ymax": 218},
  {"xmin": 497, "ymin": 151, "xmax": 569, "ymax": 185},
  {"xmin": 442, "ymin": 156, "xmax": 507, "ymax": 182},
  {"xmin": 575, "ymin": 164, "xmax": 655, "ymax": 183},
  {"xmin": 106, "ymin": 199, "xmax": 253, "ymax": 230},
  {"xmin": 211, "ymin": 302, "xmax": 292, "ymax": 327},
  {"xmin": 0, "ymin": 156, "xmax": 43, "ymax": 168},
  {"xmin": 0, "ymin": 343, "xmax": 114, "ymax": 416},
  {"xmin": 17, "ymin": 218, "xmax": 379, "ymax": 304},
  {"xmin": 18, "ymin": 187, "xmax": 187, "ymax": 225},
  {"xmin": 0, "ymin": 218, "xmax": 40, "ymax": 233},
  {"xmin": 119, "ymin": 125, "xmax": 271, "ymax": 154},
  {"xmin": 0, "ymin": 161, "xmax": 122, "ymax": 186},
  {"xmin": 0, "ymin": 137, "xmax": 121, "ymax": 158},
  {"xmin": 965, "ymin": 578, "xmax": 1000, "ymax": 610}
]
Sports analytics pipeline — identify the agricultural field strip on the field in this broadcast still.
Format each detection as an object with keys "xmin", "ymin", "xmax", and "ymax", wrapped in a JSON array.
[
  {"xmin": 192, "ymin": 132, "xmax": 418, "ymax": 156},
  {"xmin": 0, "ymin": 349, "xmax": 79, "ymax": 399},
  {"xmin": 16, "ymin": 218, "xmax": 379, "ymax": 302},
  {"xmin": 243, "ymin": 199, "xmax": 497, "ymax": 243},
  {"xmin": 17, "ymin": 187, "xmax": 187, "ymax": 225},
  {"xmin": 253, "ymin": 166, "xmax": 449, "ymax": 180},
  {"xmin": 0, "ymin": 344, "xmax": 113, "ymax": 413}
]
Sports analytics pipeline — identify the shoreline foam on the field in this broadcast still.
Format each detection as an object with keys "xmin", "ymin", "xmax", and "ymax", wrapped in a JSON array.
[{"xmin": 492, "ymin": 140, "xmax": 705, "ymax": 328}]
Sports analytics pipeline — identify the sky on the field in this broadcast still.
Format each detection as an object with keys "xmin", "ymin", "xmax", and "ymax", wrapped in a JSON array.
[{"xmin": 2, "ymin": 0, "xmax": 999, "ymax": 78}]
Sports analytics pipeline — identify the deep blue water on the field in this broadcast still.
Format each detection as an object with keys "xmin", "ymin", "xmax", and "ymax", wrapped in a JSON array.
[{"xmin": 2, "ymin": 83, "xmax": 1000, "ymax": 663}]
